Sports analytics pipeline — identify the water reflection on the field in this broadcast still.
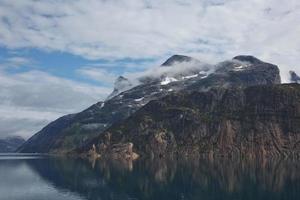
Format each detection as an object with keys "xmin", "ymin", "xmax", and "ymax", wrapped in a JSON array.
[
  {"xmin": 1, "ymin": 156, "xmax": 300, "ymax": 200},
  {"xmin": 0, "ymin": 158, "xmax": 83, "ymax": 200}
]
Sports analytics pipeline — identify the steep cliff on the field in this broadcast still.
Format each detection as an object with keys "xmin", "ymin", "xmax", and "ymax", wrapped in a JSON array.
[{"xmin": 81, "ymin": 84, "xmax": 300, "ymax": 159}]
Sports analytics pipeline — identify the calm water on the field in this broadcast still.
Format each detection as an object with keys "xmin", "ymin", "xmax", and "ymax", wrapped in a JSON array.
[{"xmin": 0, "ymin": 154, "xmax": 299, "ymax": 200}]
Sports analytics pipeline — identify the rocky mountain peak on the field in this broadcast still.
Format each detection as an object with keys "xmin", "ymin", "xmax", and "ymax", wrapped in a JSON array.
[
  {"xmin": 106, "ymin": 76, "xmax": 132, "ymax": 100},
  {"xmin": 290, "ymin": 71, "xmax": 300, "ymax": 83},
  {"xmin": 114, "ymin": 76, "xmax": 132, "ymax": 90},
  {"xmin": 233, "ymin": 55, "xmax": 263, "ymax": 64},
  {"xmin": 161, "ymin": 55, "xmax": 196, "ymax": 66}
]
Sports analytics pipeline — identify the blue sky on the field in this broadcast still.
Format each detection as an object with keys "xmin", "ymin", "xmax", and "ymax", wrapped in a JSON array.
[
  {"xmin": 0, "ymin": 47, "xmax": 157, "ymax": 86},
  {"xmin": 0, "ymin": 0, "xmax": 299, "ymax": 138}
]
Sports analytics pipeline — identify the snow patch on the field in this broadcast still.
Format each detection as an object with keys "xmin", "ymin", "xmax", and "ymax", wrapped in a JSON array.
[
  {"xmin": 233, "ymin": 65, "xmax": 248, "ymax": 71},
  {"xmin": 200, "ymin": 74, "xmax": 208, "ymax": 79},
  {"xmin": 161, "ymin": 77, "xmax": 178, "ymax": 85},
  {"xmin": 100, "ymin": 102, "xmax": 105, "ymax": 108},
  {"xmin": 134, "ymin": 97, "xmax": 144, "ymax": 102},
  {"xmin": 82, "ymin": 123, "xmax": 106, "ymax": 130},
  {"xmin": 182, "ymin": 74, "xmax": 198, "ymax": 80}
]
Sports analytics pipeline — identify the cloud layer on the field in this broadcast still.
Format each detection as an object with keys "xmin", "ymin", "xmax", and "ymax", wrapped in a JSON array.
[
  {"xmin": 0, "ymin": 70, "xmax": 111, "ymax": 138},
  {"xmin": 0, "ymin": 1, "xmax": 299, "ymax": 65}
]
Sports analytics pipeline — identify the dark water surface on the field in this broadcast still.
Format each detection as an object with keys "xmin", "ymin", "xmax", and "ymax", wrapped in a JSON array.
[{"xmin": 0, "ymin": 154, "xmax": 299, "ymax": 200}]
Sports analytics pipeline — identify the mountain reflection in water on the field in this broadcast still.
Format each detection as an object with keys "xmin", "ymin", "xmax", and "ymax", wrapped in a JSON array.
[{"xmin": 0, "ymin": 156, "xmax": 300, "ymax": 200}]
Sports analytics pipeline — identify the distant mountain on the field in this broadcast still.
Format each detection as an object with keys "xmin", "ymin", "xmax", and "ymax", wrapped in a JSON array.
[
  {"xmin": 0, "ymin": 136, "xmax": 25, "ymax": 153},
  {"xmin": 18, "ymin": 55, "xmax": 281, "ymax": 154},
  {"xmin": 290, "ymin": 71, "xmax": 300, "ymax": 83}
]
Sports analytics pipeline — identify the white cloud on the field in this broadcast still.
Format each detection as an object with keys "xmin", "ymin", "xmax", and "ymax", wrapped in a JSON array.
[
  {"xmin": 0, "ymin": 56, "xmax": 32, "ymax": 69},
  {"xmin": 0, "ymin": 70, "xmax": 112, "ymax": 139},
  {"xmin": 77, "ymin": 67, "xmax": 117, "ymax": 85},
  {"xmin": 124, "ymin": 59, "xmax": 213, "ymax": 84},
  {"xmin": 0, "ymin": 0, "xmax": 300, "ymax": 58},
  {"xmin": 0, "ymin": 0, "xmax": 299, "ymax": 80}
]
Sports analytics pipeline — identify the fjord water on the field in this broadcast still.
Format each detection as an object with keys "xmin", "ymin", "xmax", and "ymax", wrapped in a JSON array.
[{"xmin": 0, "ymin": 155, "xmax": 299, "ymax": 200}]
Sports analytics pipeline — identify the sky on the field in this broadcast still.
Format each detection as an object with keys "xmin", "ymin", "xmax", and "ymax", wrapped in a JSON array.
[{"xmin": 0, "ymin": 0, "xmax": 299, "ymax": 139}]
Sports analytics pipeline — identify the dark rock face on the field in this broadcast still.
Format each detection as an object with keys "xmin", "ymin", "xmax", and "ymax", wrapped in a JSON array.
[
  {"xmin": 18, "ymin": 55, "xmax": 281, "ymax": 154},
  {"xmin": 233, "ymin": 55, "xmax": 263, "ymax": 65},
  {"xmin": 290, "ymin": 71, "xmax": 300, "ymax": 83},
  {"xmin": 82, "ymin": 84, "xmax": 300, "ymax": 159},
  {"xmin": 0, "ymin": 136, "xmax": 25, "ymax": 152}
]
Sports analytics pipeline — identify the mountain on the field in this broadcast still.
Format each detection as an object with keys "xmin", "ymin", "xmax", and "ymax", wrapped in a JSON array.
[
  {"xmin": 106, "ymin": 76, "xmax": 133, "ymax": 100},
  {"xmin": 18, "ymin": 55, "xmax": 280, "ymax": 154},
  {"xmin": 79, "ymin": 84, "xmax": 300, "ymax": 159},
  {"xmin": 290, "ymin": 71, "xmax": 300, "ymax": 83},
  {"xmin": 0, "ymin": 136, "xmax": 25, "ymax": 153},
  {"xmin": 161, "ymin": 54, "xmax": 196, "ymax": 66}
]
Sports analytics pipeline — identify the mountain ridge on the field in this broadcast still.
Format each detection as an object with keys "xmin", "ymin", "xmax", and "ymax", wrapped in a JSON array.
[
  {"xmin": 0, "ymin": 136, "xmax": 25, "ymax": 153},
  {"xmin": 18, "ymin": 55, "xmax": 281, "ymax": 154}
]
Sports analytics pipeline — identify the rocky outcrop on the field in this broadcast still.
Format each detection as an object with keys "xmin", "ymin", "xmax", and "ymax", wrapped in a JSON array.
[
  {"xmin": 107, "ymin": 143, "xmax": 139, "ymax": 160},
  {"xmin": 290, "ymin": 71, "xmax": 300, "ymax": 83},
  {"xmin": 88, "ymin": 141, "xmax": 139, "ymax": 160},
  {"xmin": 80, "ymin": 84, "xmax": 300, "ymax": 159}
]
